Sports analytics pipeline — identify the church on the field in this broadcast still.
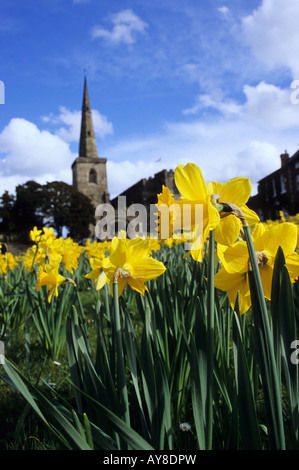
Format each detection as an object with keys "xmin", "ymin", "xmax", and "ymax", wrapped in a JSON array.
[
  {"xmin": 71, "ymin": 78, "xmax": 178, "ymax": 236},
  {"xmin": 71, "ymin": 77, "xmax": 110, "ymax": 208}
]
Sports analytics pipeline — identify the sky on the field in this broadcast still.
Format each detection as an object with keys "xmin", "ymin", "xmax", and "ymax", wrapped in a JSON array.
[{"xmin": 1, "ymin": 0, "xmax": 299, "ymax": 201}]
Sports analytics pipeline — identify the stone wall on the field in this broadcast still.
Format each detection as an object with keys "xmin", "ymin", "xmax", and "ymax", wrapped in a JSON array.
[{"xmin": 72, "ymin": 157, "xmax": 109, "ymax": 207}]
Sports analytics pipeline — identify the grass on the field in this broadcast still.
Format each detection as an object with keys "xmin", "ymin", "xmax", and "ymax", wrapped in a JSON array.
[
  {"xmin": 0, "ymin": 242, "xmax": 298, "ymax": 450},
  {"xmin": 0, "ymin": 287, "xmax": 97, "ymax": 450}
]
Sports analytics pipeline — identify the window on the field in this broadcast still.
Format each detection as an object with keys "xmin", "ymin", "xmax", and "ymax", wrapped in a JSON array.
[
  {"xmin": 280, "ymin": 173, "xmax": 286, "ymax": 193},
  {"xmin": 89, "ymin": 168, "xmax": 97, "ymax": 184},
  {"xmin": 272, "ymin": 178, "xmax": 277, "ymax": 197},
  {"xmin": 296, "ymin": 174, "xmax": 299, "ymax": 191},
  {"xmin": 264, "ymin": 182, "xmax": 269, "ymax": 201}
]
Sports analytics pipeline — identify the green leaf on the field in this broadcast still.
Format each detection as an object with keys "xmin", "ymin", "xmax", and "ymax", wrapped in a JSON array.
[{"xmin": 232, "ymin": 301, "xmax": 262, "ymax": 450}]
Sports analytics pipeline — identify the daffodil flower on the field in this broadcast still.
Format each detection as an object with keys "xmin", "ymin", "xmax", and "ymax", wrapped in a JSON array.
[
  {"xmin": 207, "ymin": 178, "xmax": 260, "ymax": 246},
  {"xmin": 174, "ymin": 163, "xmax": 220, "ymax": 261},
  {"xmin": 170, "ymin": 163, "xmax": 260, "ymax": 260},
  {"xmin": 30, "ymin": 226, "xmax": 43, "ymax": 243},
  {"xmin": 215, "ymin": 222, "xmax": 299, "ymax": 314},
  {"xmin": 0, "ymin": 252, "xmax": 18, "ymax": 274},
  {"xmin": 99, "ymin": 232, "xmax": 166, "ymax": 296},
  {"xmin": 156, "ymin": 185, "xmax": 181, "ymax": 240},
  {"xmin": 35, "ymin": 257, "xmax": 68, "ymax": 302},
  {"xmin": 85, "ymin": 256, "xmax": 111, "ymax": 290}
]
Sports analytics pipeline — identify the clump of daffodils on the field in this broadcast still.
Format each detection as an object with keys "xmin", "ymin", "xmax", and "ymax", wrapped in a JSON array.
[
  {"xmin": 24, "ymin": 226, "xmax": 80, "ymax": 302},
  {"xmin": 0, "ymin": 243, "xmax": 18, "ymax": 275},
  {"xmin": 25, "ymin": 226, "xmax": 83, "ymax": 274}
]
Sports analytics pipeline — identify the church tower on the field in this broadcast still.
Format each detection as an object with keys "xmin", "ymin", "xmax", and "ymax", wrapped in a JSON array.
[{"xmin": 72, "ymin": 78, "xmax": 109, "ymax": 209}]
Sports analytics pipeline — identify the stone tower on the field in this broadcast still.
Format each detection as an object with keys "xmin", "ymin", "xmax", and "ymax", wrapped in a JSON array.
[{"xmin": 72, "ymin": 77, "xmax": 109, "ymax": 209}]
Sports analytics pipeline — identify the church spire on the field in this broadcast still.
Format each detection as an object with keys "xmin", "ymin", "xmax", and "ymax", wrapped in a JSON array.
[{"xmin": 79, "ymin": 77, "xmax": 98, "ymax": 159}]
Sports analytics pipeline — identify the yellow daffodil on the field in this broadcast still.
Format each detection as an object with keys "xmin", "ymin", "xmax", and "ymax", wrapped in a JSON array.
[
  {"xmin": 207, "ymin": 177, "xmax": 259, "ymax": 246},
  {"xmin": 0, "ymin": 251, "xmax": 18, "ymax": 274},
  {"xmin": 30, "ymin": 226, "xmax": 43, "ymax": 243},
  {"xmin": 90, "ymin": 231, "xmax": 166, "ymax": 297},
  {"xmin": 215, "ymin": 222, "xmax": 299, "ymax": 314},
  {"xmin": 0, "ymin": 254, "xmax": 8, "ymax": 275},
  {"xmin": 173, "ymin": 163, "xmax": 220, "ymax": 261},
  {"xmin": 35, "ymin": 257, "xmax": 68, "ymax": 302},
  {"xmin": 85, "ymin": 256, "xmax": 111, "ymax": 290},
  {"xmin": 84, "ymin": 239, "xmax": 111, "ymax": 260},
  {"xmin": 6, "ymin": 252, "xmax": 18, "ymax": 271},
  {"xmin": 42, "ymin": 226, "xmax": 56, "ymax": 241},
  {"xmin": 156, "ymin": 185, "xmax": 182, "ymax": 240}
]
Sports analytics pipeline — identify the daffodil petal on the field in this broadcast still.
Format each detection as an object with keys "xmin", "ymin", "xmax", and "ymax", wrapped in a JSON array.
[
  {"xmin": 214, "ymin": 267, "xmax": 251, "ymax": 314},
  {"xmin": 215, "ymin": 215, "xmax": 241, "ymax": 246},
  {"xmin": 131, "ymin": 257, "xmax": 166, "ymax": 280},
  {"xmin": 259, "ymin": 264, "xmax": 273, "ymax": 300},
  {"xmin": 219, "ymin": 177, "xmax": 252, "ymax": 207},
  {"xmin": 174, "ymin": 163, "xmax": 208, "ymax": 201},
  {"xmin": 285, "ymin": 252, "xmax": 299, "ymax": 281},
  {"xmin": 262, "ymin": 222, "xmax": 297, "ymax": 257},
  {"xmin": 95, "ymin": 271, "xmax": 107, "ymax": 290},
  {"xmin": 217, "ymin": 241, "xmax": 248, "ymax": 273},
  {"xmin": 128, "ymin": 278, "xmax": 148, "ymax": 295},
  {"xmin": 240, "ymin": 205, "xmax": 260, "ymax": 226}
]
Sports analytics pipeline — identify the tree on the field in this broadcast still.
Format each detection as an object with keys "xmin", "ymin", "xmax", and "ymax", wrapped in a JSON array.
[
  {"xmin": 13, "ymin": 180, "xmax": 45, "ymax": 241},
  {"xmin": 41, "ymin": 181, "xmax": 95, "ymax": 240},
  {"xmin": 0, "ymin": 191, "xmax": 16, "ymax": 241},
  {"xmin": 7, "ymin": 180, "xmax": 95, "ymax": 241}
]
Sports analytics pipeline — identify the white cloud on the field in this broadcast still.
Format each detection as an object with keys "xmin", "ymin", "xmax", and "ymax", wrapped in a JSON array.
[
  {"xmin": 0, "ymin": 108, "xmax": 292, "ymax": 202},
  {"xmin": 103, "ymin": 110, "xmax": 288, "ymax": 199},
  {"xmin": 218, "ymin": 6, "xmax": 231, "ymax": 21},
  {"xmin": 91, "ymin": 9, "xmax": 148, "ymax": 45},
  {"xmin": 42, "ymin": 106, "xmax": 113, "ymax": 142},
  {"xmin": 183, "ymin": 93, "xmax": 242, "ymax": 116},
  {"xmin": 242, "ymin": 0, "xmax": 299, "ymax": 77},
  {"xmin": 0, "ymin": 118, "xmax": 74, "ymax": 194},
  {"xmin": 241, "ymin": 81, "xmax": 299, "ymax": 129},
  {"xmin": 183, "ymin": 81, "xmax": 299, "ymax": 130}
]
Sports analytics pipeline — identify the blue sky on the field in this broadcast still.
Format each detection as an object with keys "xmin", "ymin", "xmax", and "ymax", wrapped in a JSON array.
[{"xmin": 1, "ymin": 0, "xmax": 299, "ymax": 199}]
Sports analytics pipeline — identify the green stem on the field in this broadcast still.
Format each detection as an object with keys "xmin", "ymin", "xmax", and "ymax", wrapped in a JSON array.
[
  {"xmin": 243, "ymin": 223, "xmax": 285, "ymax": 450},
  {"xmin": 206, "ymin": 229, "xmax": 215, "ymax": 449},
  {"xmin": 112, "ymin": 281, "xmax": 130, "ymax": 428}
]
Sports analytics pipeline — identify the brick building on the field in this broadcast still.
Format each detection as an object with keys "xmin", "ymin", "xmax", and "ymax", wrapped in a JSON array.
[
  {"xmin": 248, "ymin": 150, "xmax": 299, "ymax": 220},
  {"xmin": 110, "ymin": 169, "xmax": 179, "ymax": 209}
]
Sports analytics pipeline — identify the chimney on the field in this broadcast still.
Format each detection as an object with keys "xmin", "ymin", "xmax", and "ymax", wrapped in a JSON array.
[{"xmin": 280, "ymin": 150, "xmax": 289, "ymax": 167}]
